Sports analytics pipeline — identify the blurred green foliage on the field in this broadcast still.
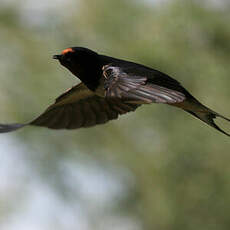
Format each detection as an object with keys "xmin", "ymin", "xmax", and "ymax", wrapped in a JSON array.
[{"xmin": 1, "ymin": 0, "xmax": 230, "ymax": 229}]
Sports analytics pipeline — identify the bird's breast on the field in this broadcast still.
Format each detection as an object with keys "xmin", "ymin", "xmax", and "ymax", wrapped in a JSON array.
[{"xmin": 94, "ymin": 77, "xmax": 106, "ymax": 97}]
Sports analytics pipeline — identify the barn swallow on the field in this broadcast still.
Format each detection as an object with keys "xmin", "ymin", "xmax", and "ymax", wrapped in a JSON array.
[{"xmin": 0, "ymin": 47, "xmax": 229, "ymax": 136}]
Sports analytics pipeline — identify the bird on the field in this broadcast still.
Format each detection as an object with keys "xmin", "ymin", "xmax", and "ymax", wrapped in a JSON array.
[{"xmin": 0, "ymin": 47, "xmax": 229, "ymax": 136}]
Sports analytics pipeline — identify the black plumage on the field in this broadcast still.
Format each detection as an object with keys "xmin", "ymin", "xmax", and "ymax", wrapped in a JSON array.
[{"xmin": 0, "ymin": 47, "xmax": 229, "ymax": 136}]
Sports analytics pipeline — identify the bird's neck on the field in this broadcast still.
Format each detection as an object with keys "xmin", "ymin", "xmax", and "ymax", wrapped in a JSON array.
[{"xmin": 76, "ymin": 65, "xmax": 102, "ymax": 91}]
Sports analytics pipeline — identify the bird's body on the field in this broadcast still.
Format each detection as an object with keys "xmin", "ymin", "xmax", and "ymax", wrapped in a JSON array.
[{"xmin": 0, "ymin": 47, "xmax": 229, "ymax": 136}]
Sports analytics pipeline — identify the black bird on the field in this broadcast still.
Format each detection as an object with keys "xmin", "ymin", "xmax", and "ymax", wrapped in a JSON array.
[{"xmin": 0, "ymin": 47, "xmax": 229, "ymax": 136}]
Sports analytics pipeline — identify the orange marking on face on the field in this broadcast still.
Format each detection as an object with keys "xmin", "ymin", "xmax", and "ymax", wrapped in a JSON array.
[{"xmin": 61, "ymin": 48, "xmax": 74, "ymax": 55}]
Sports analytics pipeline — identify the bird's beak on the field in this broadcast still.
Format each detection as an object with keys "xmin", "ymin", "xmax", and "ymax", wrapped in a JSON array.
[{"xmin": 53, "ymin": 54, "xmax": 62, "ymax": 60}]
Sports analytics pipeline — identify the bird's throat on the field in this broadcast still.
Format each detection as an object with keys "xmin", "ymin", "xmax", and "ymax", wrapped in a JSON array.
[{"xmin": 76, "ymin": 68, "xmax": 102, "ymax": 92}]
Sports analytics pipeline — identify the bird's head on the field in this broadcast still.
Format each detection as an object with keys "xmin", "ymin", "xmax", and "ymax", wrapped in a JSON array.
[{"xmin": 53, "ymin": 47, "xmax": 101, "ymax": 81}]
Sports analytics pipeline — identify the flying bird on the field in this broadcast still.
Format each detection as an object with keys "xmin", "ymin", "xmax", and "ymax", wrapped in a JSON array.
[{"xmin": 0, "ymin": 47, "xmax": 229, "ymax": 136}]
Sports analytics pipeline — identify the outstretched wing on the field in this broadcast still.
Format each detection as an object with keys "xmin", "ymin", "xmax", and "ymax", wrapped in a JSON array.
[
  {"xmin": 103, "ymin": 64, "xmax": 186, "ymax": 104},
  {"xmin": 0, "ymin": 123, "xmax": 26, "ymax": 133},
  {"xmin": 0, "ymin": 83, "xmax": 138, "ymax": 133}
]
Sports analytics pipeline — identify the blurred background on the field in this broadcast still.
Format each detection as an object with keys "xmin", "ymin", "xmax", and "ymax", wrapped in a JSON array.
[{"xmin": 1, "ymin": 0, "xmax": 230, "ymax": 229}]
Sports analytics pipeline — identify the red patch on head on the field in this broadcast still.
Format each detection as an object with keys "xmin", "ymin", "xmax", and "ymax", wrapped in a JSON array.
[{"xmin": 61, "ymin": 48, "xmax": 74, "ymax": 55}]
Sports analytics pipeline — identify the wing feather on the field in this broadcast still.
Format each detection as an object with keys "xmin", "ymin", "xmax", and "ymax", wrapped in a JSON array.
[
  {"xmin": 103, "ymin": 64, "xmax": 186, "ymax": 104},
  {"xmin": 29, "ymin": 83, "xmax": 138, "ymax": 130}
]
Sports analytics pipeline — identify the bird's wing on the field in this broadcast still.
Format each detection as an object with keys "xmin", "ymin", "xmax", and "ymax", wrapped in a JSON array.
[
  {"xmin": 103, "ymin": 64, "xmax": 186, "ymax": 104},
  {"xmin": 0, "ymin": 83, "xmax": 138, "ymax": 133},
  {"xmin": 102, "ymin": 64, "xmax": 230, "ymax": 137}
]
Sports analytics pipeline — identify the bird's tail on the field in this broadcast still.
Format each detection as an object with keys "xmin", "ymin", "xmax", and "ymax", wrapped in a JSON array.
[
  {"xmin": 181, "ymin": 99, "xmax": 230, "ymax": 137},
  {"xmin": 0, "ymin": 123, "xmax": 26, "ymax": 133}
]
